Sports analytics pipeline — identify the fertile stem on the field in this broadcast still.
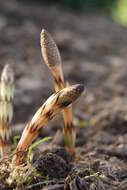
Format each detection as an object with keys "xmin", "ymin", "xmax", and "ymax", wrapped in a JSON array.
[
  {"xmin": 0, "ymin": 64, "xmax": 14, "ymax": 157},
  {"xmin": 41, "ymin": 29, "xmax": 76, "ymax": 155},
  {"xmin": 12, "ymin": 84, "xmax": 84, "ymax": 165}
]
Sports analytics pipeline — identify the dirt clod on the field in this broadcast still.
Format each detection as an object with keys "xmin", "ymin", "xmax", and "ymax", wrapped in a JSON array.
[{"xmin": 37, "ymin": 153, "xmax": 71, "ymax": 178}]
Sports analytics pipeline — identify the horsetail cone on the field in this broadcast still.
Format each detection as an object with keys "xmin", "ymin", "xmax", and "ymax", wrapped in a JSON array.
[
  {"xmin": 0, "ymin": 64, "xmax": 14, "ymax": 157},
  {"xmin": 13, "ymin": 84, "xmax": 84, "ymax": 165},
  {"xmin": 41, "ymin": 29, "xmax": 76, "ymax": 155},
  {"xmin": 40, "ymin": 29, "xmax": 64, "ymax": 86}
]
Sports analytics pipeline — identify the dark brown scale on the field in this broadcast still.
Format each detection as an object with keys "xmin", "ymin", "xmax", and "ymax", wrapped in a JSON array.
[
  {"xmin": 14, "ymin": 147, "xmax": 27, "ymax": 165},
  {"xmin": 54, "ymin": 79, "xmax": 62, "ymax": 89},
  {"xmin": 0, "ymin": 139, "xmax": 10, "ymax": 146},
  {"xmin": 59, "ymin": 100, "xmax": 71, "ymax": 108},
  {"xmin": 26, "ymin": 122, "xmax": 36, "ymax": 133},
  {"xmin": 44, "ymin": 110, "xmax": 54, "ymax": 120},
  {"xmin": 67, "ymin": 122, "xmax": 73, "ymax": 130},
  {"xmin": 2, "ymin": 134, "xmax": 11, "ymax": 143},
  {"xmin": 58, "ymin": 75, "xmax": 64, "ymax": 83},
  {"xmin": 26, "ymin": 123, "xmax": 30, "ymax": 131},
  {"xmin": 55, "ymin": 92, "xmax": 61, "ymax": 104},
  {"xmin": 55, "ymin": 90, "xmax": 62, "ymax": 97},
  {"xmin": 63, "ymin": 126, "xmax": 68, "ymax": 133},
  {"xmin": 55, "ymin": 76, "xmax": 64, "ymax": 86},
  {"xmin": 67, "ymin": 124, "xmax": 73, "ymax": 133},
  {"xmin": 6, "ymin": 116, "xmax": 10, "ymax": 124},
  {"xmin": 41, "ymin": 104, "xmax": 46, "ymax": 114},
  {"xmin": 64, "ymin": 123, "xmax": 73, "ymax": 133},
  {"xmin": 6, "ymin": 97, "xmax": 13, "ymax": 102},
  {"xmin": 56, "ymin": 82, "xmax": 62, "ymax": 90},
  {"xmin": 5, "ymin": 122, "xmax": 10, "ymax": 130},
  {"xmin": 29, "ymin": 123, "xmax": 38, "ymax": 133},
  {"xmin": 56, "ymin": 90, "xmax": 72, "ymax": 107}
]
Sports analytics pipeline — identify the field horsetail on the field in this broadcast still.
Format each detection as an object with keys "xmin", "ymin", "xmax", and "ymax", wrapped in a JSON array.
[
  {"xmin": 0, "ymin": 64, "xmax": 14, "ymax": 157},
  {"xmin": 41, "ymin": 29, "xmax": 76, "ymax": 155},
  {"xmin": 13, "ymin": 84, "xmax": 84, "ymax": 165}
]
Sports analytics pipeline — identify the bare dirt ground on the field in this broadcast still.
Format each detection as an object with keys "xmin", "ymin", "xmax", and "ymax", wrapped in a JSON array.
[{"xmin": 1, "ymin": 1, "xmax": 127, "ymax": 189}]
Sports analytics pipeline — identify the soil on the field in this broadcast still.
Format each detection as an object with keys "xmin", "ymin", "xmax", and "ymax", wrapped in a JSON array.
[{"xmin": 0, "ymin": 0, "xmax": 127, "ymax": 189}]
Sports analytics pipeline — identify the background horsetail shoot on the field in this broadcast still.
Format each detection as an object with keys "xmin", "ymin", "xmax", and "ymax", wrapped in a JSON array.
[{"xmin": 0, "ymin": 64, "xmax": 14, "ymax": 157}]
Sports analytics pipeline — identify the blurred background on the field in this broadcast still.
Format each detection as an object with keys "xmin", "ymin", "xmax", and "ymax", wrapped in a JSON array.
[{"xmin": 0, "ymin": 0, "xmax": 127, "ymax": 137}]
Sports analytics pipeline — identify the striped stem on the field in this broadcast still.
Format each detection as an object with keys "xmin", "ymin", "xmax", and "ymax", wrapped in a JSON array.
[
  {"xmin": 40, "ymin": 29, "xmax": 76, "ymax": 155},
  {"xmin": 12, "ymin": 84, "xmax": 84, "ymax": 165},
  {"xmin": 0, "ymin": 64, "xmax": 14, "ymax": 157}
]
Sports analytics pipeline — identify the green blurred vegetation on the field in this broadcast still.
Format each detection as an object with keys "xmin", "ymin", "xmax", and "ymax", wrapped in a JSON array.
[
  {"xmin": 26, "ymin": 0, "xmax": 127, "ymax": 26},
  {"xmin": 46, "ymin": 0, "xmax": 127, "ymax": 26},
  {"xmin": 44, "ymin": 0, "xmax": 116, "ymax": 10},
  {"xmin": 112, "ymin": 0, "xmax": 127, "ymax": 26}
]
